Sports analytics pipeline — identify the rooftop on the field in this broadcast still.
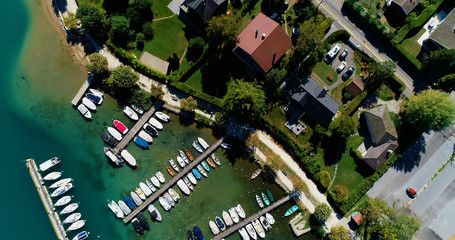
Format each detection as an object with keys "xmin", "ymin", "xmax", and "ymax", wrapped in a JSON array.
[
  {"xmin": 428, "ymin": 9, "xmax": 455, "ymax": 49},
  {"xmin": 392, "ymin": 0, "xmax": 421, "ymax": 15},
  {"xmin": 364, "ymin": 105, "xmax": 398, "ymax": 146}
]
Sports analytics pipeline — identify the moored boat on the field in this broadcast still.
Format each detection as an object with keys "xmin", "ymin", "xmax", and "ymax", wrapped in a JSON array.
[
  {"xmin": 215, "ymin": 216, "xmax": 226, "ymax": 231},
  {"xmin": 260, "ymin": 215, "xmax": 271, "ymax": 231},
  {"xmin": 51, "ymin": 183, "xmax": 73, "ymax": 197},
  {"xmin": 124, "ymin": 196, "xmax": 136, "ymax": 210},
  {"xmin": 104, "ymin": 147, "xmax": 122, "ymax": 166},
  {"xmin": 44, "ymin": 171, "xmax": 62, "ymax": 181},
  {"xmin": 139, "ymin": 182, "xmax": 152, "ymax": 196},
  {"xmin": 265, "ymin": 213, "xmax": 275, "ymax": 224},
  {"xmin": 250, "ymin": 169, "xmax": 262, "ymax": 180},
  {"xmin": 72, "ymin": 231, "xmax": 88, "ymax": 240},
  {"xmin": 156, "ymin": 171, "xmax": 165, "ymax": 183},
  {"xmin": 261, "ymin": 192, "xmax": 270, "ymax": 206},
  {"xmin": 131, "ymin": 191, "xmax": 143, "ymax": 206},
  {"xmin": 187, "ymin": 230, "xmax": 196, "ymax": 240},
  {"xmin": 193, "ymin": 226, "xmax": 205, "ymax": 240},
  {"xmin": 67, "ymin": 220, "xmax": 86, "ymax": 231},
  {"xmin": 61, "ymin": 203, "xmax": 79, "ymax": 215},
  {"xmin": 138, "ymin": 130, "xmax": 153, "ymax": 143},
  {"xmin": 155, "ymin": 111, "xmax": 170, "ymax": 122},
  {"xmin": 135, "ymin": 188, "xmax": 146, "ymax": 200},
  {"xmin": 207, "ymin": 158, "xmax": 216, "ymax": 168},
  {"xmin": 168, "ymin": 188, "xmax": 180, "ymax": 202},
  {"xmin": 252, "ymin": 219, "xmax": 265, "ymax": 238},
  {"xmin": 101, "ymin": 131, "xmax": 117, "ymax": 146},
  {"xmin": 147, "ymin": 204, "xmax": 162, "ymax": 221},
  {"xmin": 82, "ymin": 97, "xmax": 96, "ymax": 111},
  {"xmin": 184, "ymin": 148, "xmax": 194, "ymax": 161},
  {"xmin": 201, "ymin": 161, "xmax": 210, "ymax": 172},
  {"xmin": 132, "ymin": 218, "xmax": 144, "ymax": 235},
  {"xmin": 118, "ymin": 200, "xmax": 131, "ymax": 215},
  {"xmin": 239, "ymin": 227, "xmax": 250, "ymax": 240},
  {"xmin": 120, "ymin": 150, "xmax": 136, "ymax": 167},
  {"xmin": 209, "ymin": 220, "xmax": 220, "ymax": 235},
  {"xmin": 245, "ymin": 223, "xmax": 257, "ymax": 240},
  {"xmin": 134, "ymin": 137, "xmax": 149, "ymax": 149},
  {"xmin": 192, "ymin": 140, "xmax": 204, "ymax": 153},
  {"xmin": 192, "ymin": 168, "xmax": 202, "ymax": 180},
  {"xmin": 197, "ymin": 137, "xmax": 209, "ymax": 149},
  {"xmin": 166, "ymin": 166, "xmax": 175, "ymax": 177},
  {"xmin": 151, "ymin": 176, "xmax": 160, "ymax": 188},
  {"xmin": 223, "ymin": 210, "xmax": 233, "ymax": 227},
  {"xmin": 177, "ymin": 179, "xmax": 190, "ymax": 195},
  {"xmin": 113, "ymin": 120, "xmax": 128, "ymax": 134},
  {"xmin": 77, "ymin": 104, "xmax": 92, "ymax": 119},
  {"xmin": 235, "ymin": 204, "xmax": 246, "ymax": 219},
  {"xmin": 177, "ymin": 156, "xmax": 186, "ymax": 168},
  {"xmin": 107, "ymin": 127, "xmax": 122, "ymax": 141},
  {"xmin": 63, "ymin": 212, "xmax": 82, "ymax": 224},
  {"xmin": 146, "ymin": 179, "xmax": 157, "ymax": 193},
  {"xmin": 169, "ymin": 159, "xmax": 179, "ymax": 172},
  {"xmin": 284, "ymin": 205, "xmax": 299, "ymax": 217},
  {"xmin": 123, "ymin": 106, "xmax": 139, "ymax": 121},
  {"xmin": 89, "ymin": 88, "xmax": 104, "ymax": 98},
  {"xmin": 187, "ymin": 172, "xmax": 197, "ymax": 185},
  {"xmin": 266, "ymin": 189, "xmax": 274, "ymax": 203},
  {"xmin": 221, "ymin": 143, "xmax": 231, "ymax": 149},
  {"xmin": 131, "ymin": 104, "xmax": 144, "ymax": 114},
  {"xmin": 163, "ymin": 192, "xmax": 175, "ymax": 207},
  {"xmin": 158, "ymin": 196, "xmax": 171, "ymax": 211},
  {"xmin": 49, "ymin": 178, "xmax": 72, "ymax": 189},
  {"xmin": 197, "ymin": 164, "xmax": 207, "ymax": 178},
  {"xmin": 54, "ymin": 195, "xmax": 71, "ymax": 207},
  {"xmin": 86, "ymin": 93, "xmax": 103, "ymax": 105},
  {"xmin": 39, "ymin": 157, "xmax": 61, "ymax": 172},
  {"xmin": 148, "ymin": 117, "xmax": 163, "ymax": 130},
  {"xmin": 255, "ymin": 194, "xmax": 264, "ymax": 208},
  {"xmin": 229, "ymin": 207, "xmax": 240, "ymax": 223},
  {"xmin": 137, "ymin": 212, "xmax": 150, "ymax": 231},
  {"xmin": 179, "ymin": 149, "xmax": 189, "ymax": 164},
  {"xmin": 211, "ymin": 153, "xmax": 221, "ymax": 166},
  {"xmin": 143, "ymin": 123, "xmax": 158, "ymax": 137},
  {"xmin": 183, "ymin": 177, "xmax": 193, "ymax": 191}
]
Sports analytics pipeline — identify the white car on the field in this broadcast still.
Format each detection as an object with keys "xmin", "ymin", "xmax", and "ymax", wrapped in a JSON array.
[
  {"xmin": 336, "ymin": 61, "xmax": 346, "ymax": 73},
  {"xmin": 325, "ymin": 43, "xmax": 341, "ymax": 62}
]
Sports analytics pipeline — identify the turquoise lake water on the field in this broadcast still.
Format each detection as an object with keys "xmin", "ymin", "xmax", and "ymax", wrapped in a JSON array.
[{"xmin": 0, "ymin": 0, "xmax": 317, "ymax": 239}]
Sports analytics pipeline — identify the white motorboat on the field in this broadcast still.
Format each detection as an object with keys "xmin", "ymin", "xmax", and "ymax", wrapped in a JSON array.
[
  {"xmin": 222, "ymin": 211, "xmax": 233, "ymax": 227},
  {"xmin": 51, "ymin": 183, "xmax": 73, "ymax": 197},
  {"xmin": 61, "ymin": 203, "xmax": 79, "ymax": 215},
  {"xmin": 118, "ymin": 200, "xmax": 131, "ymax": 215},
  {"xmin": 77, "ymin": 104, "xmax": 92, "ymax": 119},
  {"xmin": 169, "ymin": 159, "xmax": 179, "ymax": 172},
  {"xmin": 252, "ymin": 219, "xmax": 265, "ymax": 238},
  {"xmin": 130, "ymin": 191, "xmax": 143, "ymax": 206},
  {"xmin": 156, "ymin": 171, "xmax": 165, "ymax": 183},
  {"xmin": 138, "ymin": 130, "xmax": 153, "ymax": 143},
  {"xmin": 120, "ymin": 150, "xmax": 136, "ymax": 167},
  {"xmin": 235, "ymin": 204, "xmax": 246, "ymax": 219},
  {"xmin": 197, "ymin": 164, "xmax": 207, "ymax": 178},
  {"xmin": 168, "ymin": 188, "xmax": 180, "ymax": 202},
  {"xmin": 131, "ymin": 104, "xmax": 144, "ymax": 114},
  {"xmin": 260, "ymin": 216, "xmax": 271, "ymax": 231},
  {"xmin": 139, "ymin": 182, "xmax": 152, "ymax": 196},
  {"xmin": 177, "ymin": 179, "xmax": 190, "ymax": 195},
  {"xmin": 135, "ymin": 188, "xmax": 146, "ymax": 200},
  {"xmin": 67, "ymin": 220, "xmax": 86, "ymax": 231},
  {"xmin": 187, "ymin": 172, "xmax": 197, "ymax": 185},
  {"xmin": 123, "ymin": 106, "xmax": 139, "ymax": 121},
  {"xmin": 82, "ymin": 97, "xmax": 96, "ymax": 111},
  {"xmin": 39, "ymin": 157, "xmax": 61, "ymax": 172},
  {"xmin": 146, "ymin": 179, "xmax": 157, "ymax": 193},
  {"xmin": 89, "ymin": 88, "xmax": 104, "ymax": 98},
  {"xmin": 49, "ymin": 178, "xmax": 72, "ymax": 189},
  {"xmin": 107, "ymin": 127, "xmax": 122, "ymax": 141},
  {"xmin": 245, "ymin": 223, "xmax": 257, "ymax": 240},
  {"xmin": 104, "ymin": 147, "xmax": 122, "ymax": 166},
  {"xmin": 256, "ymin": 194, "xmax": 264, "ymax": 208},
  {"xmin": 177, "ymin": 156, "xmax": 186, "ymax": 168},
  {"xmin": 147, "ymin": 204, "xmax": 162, "ymax": 222},
  {"xmin": 63, "ymin": 213, "xmax": 82, "ymax": 224},
  {"xmin": 221, "ymin": 143, "xmax": 231, "ymax": 149},
  {"xmin": 158, "ymin": 197, "xmax": 171, "ymax": 211},
  {"xmin": 197, "ymin": 137, "xmax": 209, "ymax": 149},
  {"xmin": 239, "ymin": 227, "xmax": 250, "ymax": 240},
  {"xmin": 229, "ymin": 207, "xmax": 240, "ymax": 223},
  {"xmin": 265, "ymin": 213, "xmax": 275, "ymax": 224},
  {"xmin": 183, "ymin": 177, "xmax": 193, "ymax": 191},
  {"xmin": 155, "ymin": 111, "xmax": 170, "ymax": 122},
  {"xmin": 151, "ymin": 176, "xmax": 160, "ymax": 188},
  {"xmin": 108, "ymin": 200, "xmax": 124, "ymax": 219},
  {"xmin": 54, "ymin": 196, "xmax": 72, "ymax": 207},
  {"xmin": 44, "ymin": 171, "xmax": 62, "ymax": 181},
  {"xmin": 148, "ymin": 117, "xmax": 163, "ymax": 130},
  {"xmin": 209, "ymin": 220, "xmax": 220, "ymax": 235},
  {"xmin": 179, "ymin": 149, "xmax": 189, "ymax": 164},
  {"xmin": 163, "ymin": 192, "xmax": 176, "ymax": 207}
]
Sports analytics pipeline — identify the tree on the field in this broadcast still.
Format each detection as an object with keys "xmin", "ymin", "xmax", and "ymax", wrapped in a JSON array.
[
  {"xmin": 401, "ymin": 89, "xmax": 455, "ymax": 133},
  {"xmin": 126, "ymin": 7, "xmax": 142, "ymax": 31},
  {"xmin": 142, "ymin": 22, "xmax": 154, "ymax": 39},
  {"xmin": 214, "ymin": 112, "xmax": 226, "ymax": 126},
  {"xmin": 86, "ymin": 53, "xmax": 108, "ymax": 75},
  {"xmin": 329, "ymin": 114, "xmax": 357, "ymax": 140},
  {"xmin": 434, "ymin": 74, "xmax": 455, "ymax": 92},
  {"xmin": 103, "ymin": 0, "xmax": 129, "ymax": 15},
  {"xmin": 261, "ymin": 0, "xmax": 282, "ymax": 15},
  {"xmin": 263, "ymin": 68, "xmax": 283, "ymax": 101},
  {"xmin": 421, "ymin": 49, "xmax": 455, "ymax": 79},
  {"xmin": 366, "ymin": 60, "xmax": 397, "ymax": 90},
  {"xmin": 223, "ymin": 80, "xmax": 266, "ymax": 123},
  {"xmin": 129, "ymin": 89, "xmax": 153, "ymax": 110},
  {"xmin": 167, "ymin": 53, "xmax": 180, "ymax": 73},
  {"xmin": 186, "ymin": 37, "xmax": 205, "ymax": 62},
  {"xmin": 130, "ymin": 0, "xmax": 153, "ymax": 16},
  {"xmin": 314, "ymin": 203, "xmax": 332, "ymax": 221},
  {"xmin": 180, "ymin": 96, "xmax": 197, "ymax": 112},
  {"xmin": 63, "ymin": 12, "xmax": 78, "ymax": 29},
  {"xmin": 331, "ymin": 184, "xmax": 348, "ymax": 202},
  {"xmin": 136, "ymin": 33, "xmax": 145, "ymax": 50},
  {"xmin": 266, "ymin": 154, "xmax": 283, "ymax": 171},
  {"xmin": 110, "ymin": 16, "xmax": 133, "ymax": 47},
  {"xmin": 318, "ymin": 171, "xmax": 331, "ymax": 188},
  {"xmin": 150, "ymin": 84, "xmax": 164, "ymax": 100},
  {"xmin": 206, "ymin": 14, "xmax": 241, "ymax": 51},
  {"xmin": 329, "ymin": 226, "xmax": 350, "ymax": 240},
  {"xmin": 245, "ymin": 133, "xmax": 260, "ymax": 148},
  {"xmin": 111, "ymin": 65, "xmax": 139, "ymax": 89},
  {"xmin": 292, "ymin": 20, "xmax": 324, "ymax": 63},
  {"xmin": 76, "ymin": 4, "xmax": 108, "ymax": 41}
]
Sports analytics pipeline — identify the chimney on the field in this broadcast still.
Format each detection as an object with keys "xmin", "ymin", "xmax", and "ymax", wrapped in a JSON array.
[
  {"xmin": 255, "ymin": 29, "xmax": 259, "ymax": 38},
  {"xmin": 262, "ymin": 33, "xmax": 266, "ymax": 40},
  {"xmin": 272, "ymin": 52, "xmax": 277, "ymax": 64}
]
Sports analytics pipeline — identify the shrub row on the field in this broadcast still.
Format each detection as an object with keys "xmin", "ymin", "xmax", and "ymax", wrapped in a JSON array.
[
  {"xmin": 325, "ymin": 30, "xmax": 350, "ymax": 44},
  {"xmin": 169, "ymin": 81, "xmax": 223, "ymax": 107},
  {"xmin": 343, "ymin": 90, "xmax": 368, "ymax": 116}
]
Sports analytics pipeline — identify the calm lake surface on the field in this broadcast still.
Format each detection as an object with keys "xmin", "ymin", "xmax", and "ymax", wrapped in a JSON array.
[{"xmin": 0, "ymin": 0, "xmax": 317, "ymax": 239}]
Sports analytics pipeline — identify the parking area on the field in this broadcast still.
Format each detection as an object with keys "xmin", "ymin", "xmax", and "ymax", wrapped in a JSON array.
[{"xmin": 326, "ymin": 42, "xmax": 357, "ymax": 82}]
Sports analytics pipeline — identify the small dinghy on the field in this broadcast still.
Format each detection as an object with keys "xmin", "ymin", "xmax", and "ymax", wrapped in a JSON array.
[
  {"xmin": 192, "ymin": 141, "xmax": 204, "ymax": 153},
  {"xmin": 177, "ymin": 179, "xmax": 190, "ymax": 195},
  {"xmin": 179, "ymin": 149, "xmax": 189, "ymax": 164},
  {"xmin": 250, "ymin": 169, "xmax": 262, "ymax": 180},
  {"xmin": 209, "ymin": 220, "xmax": 220, "ymax": 235},
  {"xmin": 201, "ymin": 161, "xmax": 210, "ymax": 172},
  {"xmin": 124, "ymin": 196, "xmax": 136, "ymax": 210},
  {"xmin": 256, "ymin": 194, "xmax": 264, "ymax": 208},
  {"xmin": 156, "ymin": 171, "xmax": 165, "ymax": 183},
  {"xmin": 158, "ymin": 197, "xmax": 171, "ymax": 211},
  {"xmin": 118, "ymin": 200, "xmax": 131, "ymax": 215},
  {"xmin": 192, "ymin": 169, "xmax": 202, "ymax": 180},
  {"xmin": 148, "ymin": 117, "xmax": 163, "ymax": 130},
  {"xmin": 130, "ymin": 191, "xmax": 143, "ymax": 206},
  {"xmin": 168, "ymin": 188, "xmax": 180, "ymax": 202},
  {"xmin": 197, "ymin": 164, "xmax": 207, "ymax": 178},
  {"xmin": 54, "ymin": 195, "xmax": 72, "ymax": 207},
  {"xmin": 229, "ymin": 207, "xmax": 240, "ymax": 223},
  {"xmin": 138, "ymin": 130, "xmax": 153, "ymax": 143},
  {"xmin": 221, "ymin": 143, "xmax": 231, "ymax": 149},
  {"xmin": 211, "ymin": 153, "xmax": 221, "ymax": 166},
  {"xmin": 140, "ymin": 182, "xmax": 152, "ymax": 196},
  {"xmin": 120, "ymin": 150, "xmax": 136, "ymax": 167},
  {"xmin": 44, "ymin": 171, "xmax": 62, "ymax": 181},
  {"xmin": 72, "ymin": 231, "xmax": 88, "ymax": 240},
  {"xmin": 77, "ymin": 104, "xmax": 91, "ymax": 120},
  {"xmin": 113, "ymin": 120, "xmax": 128, "ymax": 134},
  {"xmin": 169, "ymin": 159, "xmax": 179, "ymax": 172},
  {"xmin": 123, "ymin": 106, "xmax": 139, "ymax": 121},
  {"xmin": 187, "ymin": 172, "xmax": 197, "ymax": 185},
  {"xmin": 107, "ymin": 127, "xmax": 122, "ymax": 141},
  {"xmin": 163, "ymin": 192, "xmax": 175, "ymax": 207},
  {"xmin": 235, "ymin": 204, "xmax": 246, "ymax": 219},
  {"xmin": 183, "ymin": 177, "xmax": 193, "ymax": 191},
  {"xmin": 177, "ymin": 156, "xmax": 186, "ymax": 168},
  {"xmin": 223, "ymin": 210, "xmax": 233, "ymax": 227},
  {"xmin": 146, "ymin": 179, "xmax": 157, "ymax": 193},
  {"xmin": 265, "ymin": 213, "xmax": 275, "ymax": 224},
  {"xmin": 82, "ymin": 97, "xmax": 96, "ymax": 111},
  {"xmin": 151, "ymin": 176, "xmax": 160, "ymax": 188}
]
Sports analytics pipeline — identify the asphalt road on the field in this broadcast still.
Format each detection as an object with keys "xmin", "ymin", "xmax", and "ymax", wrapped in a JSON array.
[{"xmin": 312, "ymin": 0, "xmax": 425, "ymax": 97}]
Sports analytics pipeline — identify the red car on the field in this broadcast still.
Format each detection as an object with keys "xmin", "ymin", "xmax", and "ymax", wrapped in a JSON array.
[{"xmin": 406, "ymin": 187, "xmax": 417, "ymax": 198}]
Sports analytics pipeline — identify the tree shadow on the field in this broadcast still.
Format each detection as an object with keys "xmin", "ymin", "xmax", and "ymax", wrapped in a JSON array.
[{"xmin": 392, "ymin": 134, "xmax": 426, "ymax": 172}]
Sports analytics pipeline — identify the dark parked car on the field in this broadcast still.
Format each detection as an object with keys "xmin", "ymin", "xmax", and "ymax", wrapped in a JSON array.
[
  {"xmin": 406, "ymin": 187, "xmax": 417, "ymax": 198},
  {"xmin": 339, "ymin": 49, "xmax": 349, "ymax": 60},
  {"xmin": 342, "ymin": 66, "xmax": 355, "ymax": 80}
]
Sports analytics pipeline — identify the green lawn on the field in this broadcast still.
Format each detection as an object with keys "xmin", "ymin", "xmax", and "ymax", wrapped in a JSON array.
[
  {"xmin": 313, "ymin": 62, "xmax": 338, "ymax": 86},
  {"xmin": 76, "ymin": 0, "xmax": 103, "ymax": 6},
  {"xmin": 185, "ymin": 69, "xmax": 203, "ymax": 91},
  {"xmin": 378, "ymin": 84, "xmax": 395, "ymax": 101},
  {"xmin": 330, "ymin": 80, "xmax": 350, "ymax": 108},
  {"xmin": 399, "ymin": 28, "xmax": 426, "ymax": 57},
  {"xmin": 152, "ymin": 0, "xmax": 174, "ymax": 18}
]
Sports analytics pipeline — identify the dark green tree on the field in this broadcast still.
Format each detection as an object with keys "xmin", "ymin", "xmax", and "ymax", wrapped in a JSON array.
[
  {"xmin": 180, "ymin": 96, "xmax": 197, "ymax": 112},
  {"xmin": 401, "ymin": 89, "xmax": 455, "ymax": 133},
  {"xmin": 329, "ymin": 114, "xmax": 357, "ymax": 140},
  {"xmin": 129, "ymin": 89, "xmax": 153, "ymax": 110},
  {"xmin": 136, "ymin": 32, "xmax": 145, "ymax": 50},
  {"xmin": 434, "ymin": 74, "xmax": 455, "ymax": 92},
  {"xmin": 223, "ymin": 80, "xmax": 266, "ymax": 123},
  {"xmin": 142, "ymin": 22, "xmax": 154, "ymax": 39},
  {"xmin": 366, "ymin": 60, "xmax": 396, "ymax": 90},
  {"xmin": 214, "ymin": 112, "xmax": 226, "ymax": 126},
  {"xmin": 63, "ymin": 12, "xmax": 78, "ymax": 29},
  {"xmin": 314, "ymin": 203, "xmax": 332, "ymax": 221},
  {"xmin": 86, "ymin": 53, "xmax": 108, "ymax": 75},
  {"xmin": 329, "ymin": 226, "xmax": 350, "ymax": 240},
  {"xmin": 292, "ymin": 20, "xmax": 324, "ymax": 64},
  {"xmin": 103, "ymin": 0, "xmax": 129, "ymax": 15},
  {"xmin": 130, "ymin": 0, "xmax": 153, "ymax": 16},
  {"xmin": 206, "ymin": 14, "xmax": 241, "ymax": 51},
  {"xmin": 167, "ymin": 53, "xmax": 180, "ymax": 73},
  {"xmin": 186, "ymin": 37, "xmax": 205, "ymax": 62},
  {"xmin": 263, "ymin": 68, "xmax": 283, "ymax": 101},
  {"xmin": 150, "ymin": 84, "xmax": 164, "ymax": 100},
  {"xmin": 126, "ymin": 8, "xmax": 142, "ymax": 31},
  {"xmin": 76, "ymin": 4, "xmax": 108, "ymax": 41},
  {"xmin": 421, "ymin": 49, "xmax": 455, "ymax": 79},
  {"xmin": 111, "ymin": 65, "xmax": 139, "ymax": 89},
  {"xmin": 110, "ymin": 16, "xmax": 133, "ymax": 47},
  {"xmin": 261, "ymin": 0, "xmax": 282, "ymax": 15}
]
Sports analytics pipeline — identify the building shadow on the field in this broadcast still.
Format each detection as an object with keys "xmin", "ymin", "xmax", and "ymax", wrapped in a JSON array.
[{"xmin": 392, "ymin": 134, "xmax": 426, "ymax": 172}]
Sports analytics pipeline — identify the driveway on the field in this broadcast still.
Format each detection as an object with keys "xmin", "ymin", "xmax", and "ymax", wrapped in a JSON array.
[{"xmin": 325, "ymin": 42, "xmax": 357, "ymax": 90}]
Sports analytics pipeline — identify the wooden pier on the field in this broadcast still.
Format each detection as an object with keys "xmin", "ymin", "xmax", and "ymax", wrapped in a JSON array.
[
  {"xmin": 71, "ymin": 74, "xmax": 94, "ymax": 106},
  {"xmin": 113, "ymin": 102, "xmax": 161, "ymax": 154},
  {"xmin": 212, "ymin": 195, "xmax": 293, "ymax": 240},
  {"xmin": 26, "ymin": 159, "xmax": 68, "ymax": 240},
  {"xmin": 123, "ymin": 138, "xmax": 224, "ymax": 224}
]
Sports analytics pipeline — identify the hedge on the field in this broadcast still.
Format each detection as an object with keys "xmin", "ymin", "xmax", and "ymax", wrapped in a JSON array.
[
  {"xmin": 343, "ymin": 90, "xmax": 367, "ymax": 116},
  {"xmin": 326, "ymin": 30, "xmax": 350, "ymax": 44},
  {"xmin": 169, "ymin": 81, "xmax": 223, "ymax": 107}
]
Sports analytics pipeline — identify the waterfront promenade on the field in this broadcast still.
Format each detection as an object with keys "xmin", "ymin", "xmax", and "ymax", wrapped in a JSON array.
[
  {"xmin": 26, "ymin": 159, "xmax": 68, "ymax": 240},
  {"xmin": 123, "ymin": 138, "xmax": 223, "ymax": 223},
  {"xmin": 212, "ymin": 194, "xmax": 293, "ymax": 240}
]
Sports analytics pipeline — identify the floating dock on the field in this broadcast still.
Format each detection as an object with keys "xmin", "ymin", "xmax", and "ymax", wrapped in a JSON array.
[
  {"xmin": 211, "ymin": 195, "xmax": 292, "ymax": 240},
  {"xmin": 123, "ymin": 138, "xmax": 224, "ymax": 224},
  {"xmin": 26, "ymin": 159, "xmax": 68, "ymax": 240},
  {"xmin": 71, "ymin": 74, "xmax": 94, "ymax": 106}
]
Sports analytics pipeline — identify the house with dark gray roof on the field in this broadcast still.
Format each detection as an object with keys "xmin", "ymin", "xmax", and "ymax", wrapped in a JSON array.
[
  {"xmin": 180, "ymin": 0, "xmax": 227, "ymax": 32},
  {"xmin": 426, "ymin": 9, "xmax": 455, "ymax": 49},
  {"xmin": 288, "ymin": 78, "xmax": 339, "ymax": 127},
  {"xmin": 388, "ymin": 0, "xmax": 421, "ymax": 20}
]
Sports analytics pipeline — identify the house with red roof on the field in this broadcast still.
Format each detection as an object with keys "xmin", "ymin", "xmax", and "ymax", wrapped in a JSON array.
[{"xmin": 233, "ymin": 13, "xmax": 292, "ymax": 74}]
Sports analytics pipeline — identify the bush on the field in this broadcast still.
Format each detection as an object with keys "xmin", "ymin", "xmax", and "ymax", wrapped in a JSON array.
[
  {"xmin": 331, "ymin": 185, "xmax": 348, "ymax": 201},
  {"xmin": 136, "ymin": 32, "xmax": 145, "ymax": 50},
  {"xmin": 318, "ymin": 171, "xmax": 331, "ymax": 188},
  {"xmin": 186, "ymin": 37, "xmax": 206, "ymax": 62},
  {"xmin": 314, "ymin": 203, "xmax": 332, "ymax": 221},
  {"xmin": 343, "ymin": 90, "xmax": 367, "ymax": 115},
  {"xmin": 326, "ymin": 30, "xmax": 350, "ymax": 44},
  {"xmin": 142, "ymin": 22, "xmax": 154, "ymax": 39},
  {"xmin": 343, "ymin": 92, "xmax": 352, "ymax": 100}
]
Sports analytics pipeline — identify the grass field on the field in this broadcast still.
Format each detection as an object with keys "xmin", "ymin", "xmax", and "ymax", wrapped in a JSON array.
[
  {"xmin": 152, "ymin": 0, "xmax": 174, "ymax": 18},
  {"xmin": 330, "ymin": 80, "xmax": 350, "ymax": 108},
  {"xmin": 185, "ymin": 69, "xmax": 203, "ymax": 91},
  {"xmin": 378, "ymin": 84, "xmax": 395, "ymax": 101},
  {"xmin": 313, "ymin": 62, "xmax": 338, "ymax": 86},
  {"xmin": 399, "ymin": 28, "xmax": 426, "ymax": 58}
]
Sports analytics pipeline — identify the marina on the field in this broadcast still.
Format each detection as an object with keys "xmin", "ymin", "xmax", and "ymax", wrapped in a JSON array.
[{"xmin": 26, "ymin": 159, "xmax": 68, "ymax": 240}]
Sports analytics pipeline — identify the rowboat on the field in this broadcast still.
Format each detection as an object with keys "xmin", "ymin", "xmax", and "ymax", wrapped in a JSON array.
[
  {"xmin": 261, "ymin": 192, "xmax": 270, "ymax": 206},
  {"xmin": 131, "ymin": 104, "xmax": 144, "ymax": 114},
  {"xmin": 177, "ymin": 156, "xmax": 186, "ymax": 168},
  {"xmin": 179, "ymin": 149, "xmax": 189, "ymax": 164},
  {"xmin": 44, "ymin": 171, "xmax": 62, "ymax": 181},
  {"xmin": 211, "ymin": 153, "xmax": 221, "ymax": 166},
  {"xmin": 197, "ymin": 137, "xmax": 209, "ymax": 149},
  {"xmin": 207, "ymin": 158, "xmax": 216, "ymax": 168},
  {"xmin": 255, "ymin": 194, "xmax": 264, "ymax": 208},
  {"xmin": 187, "ymin": 172, "xmax": 197, "ymax": 185},
  {"xmin": 183, "ymin": 176, "xmax": 193, "ymax": 191},
  {"xmin": 201, "ymin": 161, "xmax": 210, "ymax": 172},
  {"xmin": 184, "ymin": 148, "xmax": 194, "ymax": 161},
  {"xmin": 166, "ymin": 166, "xmax": 175, "ymax": 176},
  {"xmin": 192, "ymin": 169, "xmax": 201, "ymax": 180},
  {"xmin": 250, "ymin": 169, "xmax": 261, "ymax": 180},
  {"xmin": 113, "ymin": 120, "xmax": 128, "ymax": 134},
  {"xmin": 192, "ymin": 141, "xmax": 204, "ymax": 153},
  {"xmin": 169, "ymin": 159, "xmax": 179, "ymax": 172},
  {"xmin": 197, "ymin": 164, "xmax": 207, "ymax": 178},
  {"xmin": 123, "ymin": 106, "xmax": 139, "ymax": 121},
  {"xmin": 266, "ymin": 189, "xmax": 274, "ymax": 203},
  {"xmin": 284, "ymin": 205, "xmax": 299, "ymax": 217}
]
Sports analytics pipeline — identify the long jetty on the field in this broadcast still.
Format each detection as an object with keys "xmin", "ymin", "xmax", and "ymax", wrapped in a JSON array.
[
  {"xmin": 123, "ymin": 137, "xmax": 224, "ymax": 223},
  {"xmin": 26, "ymin": 159, "xmax": 68, "ymax": 240},
  {"xmin": 113, "ymin": 102, "xmax": 161, "ymax": 154},
  {"xmin": 212, "ymin": 195, "xmax": 292, "ymax": 240},
  {"xmin": 71, "ymin": 74, "xmax": 94, "ymax": 106}
]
